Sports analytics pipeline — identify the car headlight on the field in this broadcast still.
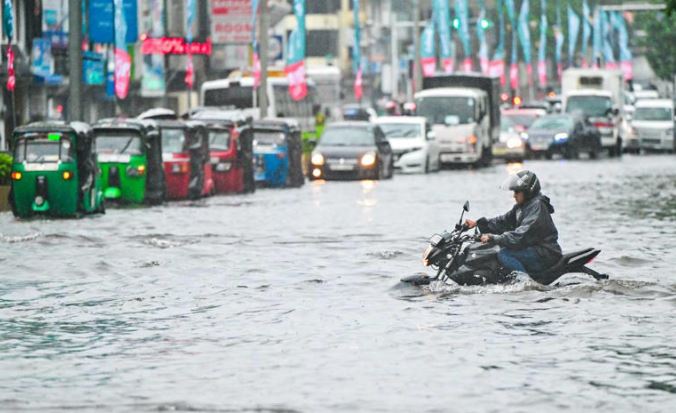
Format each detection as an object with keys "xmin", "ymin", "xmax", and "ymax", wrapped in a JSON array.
[
  {"xmin": 506, "ymin": 137, "xmax": 523, "ymax": 149},
  {"xmin": 465, "ymin": 135, "xmax": 478, "ymax": 145},
  {"xmin": 520, "ymin": 132, "xmax": 529, "ymax": 140},
  {"xmin": 554, "ymin": 132, "xmax": 569, "ymax": 142},
  {"xmin": 360, "ymin": 152, "xmax": 377, "ymax": 167},
  {"xmin": 311, "ymin": 152, "xmax": 324, "ymax": 166}
]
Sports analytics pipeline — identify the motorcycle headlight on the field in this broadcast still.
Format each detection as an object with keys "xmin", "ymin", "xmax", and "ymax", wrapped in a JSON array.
[
  {"xmin": 311, "ymin": 152, "xmax": 324, "ymax": 166},
  {"xmin": 554, "ymin": 132, "xmax": 569, "ymax": 142},
  {"xmin": 360, "ymin": 152, "xmax": 377, "ymax": 167}
]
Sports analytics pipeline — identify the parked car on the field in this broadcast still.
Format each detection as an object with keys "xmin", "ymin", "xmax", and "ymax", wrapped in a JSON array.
[
  {"xmin": 252, "ymin": 119, "xmax": 304, "ymax": 188},
  {"xmin": 526, "ymin": 114, "xmax": 602, "ymax": 159},
  {"xmin": 492, "ymin": 116, "xmax": 528, "ymax": 162},
  {"xmin": 501, "ymin": 107, "xmax": 547, "ymax": 133},
  {"xmin": 342, "ymin": 104, "xmax": 377, "ymax": 122},
  {"xmin": 9, "ymin": 122, "xmax": 104, "ymax": 218},
  {"xmin": 309, "ymin": 122, "xmax": 393, "ymax": 180},
  {"xmin": 631, "ymin": 99, "xmax": 674, "ymax": 153},
  {"xmin": 375, "ymin": 116, "xmax": 440, "ymax": 173}
]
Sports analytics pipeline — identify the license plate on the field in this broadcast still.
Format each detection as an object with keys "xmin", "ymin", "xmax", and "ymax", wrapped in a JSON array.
[
  {"xmin": 440, "ymin": 154, "xmax": 458, "ymax": 162},
  {"xmin": 530, "ymin": 144, "xmax": 548, "ymax": 151},
  {"xmin": 492, "ymin": 147, "xmax": 507, "ymax": 156},
  {"xmin": 329, "ymin": 164, "xmax": 355, "ymax": 171}
]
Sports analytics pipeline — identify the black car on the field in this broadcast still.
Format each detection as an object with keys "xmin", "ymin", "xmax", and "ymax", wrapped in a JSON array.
[
  {"xmin": 526, "ymin": 114, "xmax": 602, "ymax": 159},
  {"xmin": 309, "ymin": 122, "xmax": 394, "ymax": 180}
]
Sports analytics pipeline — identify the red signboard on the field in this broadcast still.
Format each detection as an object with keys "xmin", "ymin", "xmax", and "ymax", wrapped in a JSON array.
[
  {"xmin": 141, "ymin": 37, "xmax": 213, "ymax": 55},
  {"xmin": 210, "ymin": 0, "xmax": 253, "ymax": 44}
]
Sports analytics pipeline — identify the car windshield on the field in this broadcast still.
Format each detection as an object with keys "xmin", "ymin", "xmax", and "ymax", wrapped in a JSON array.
[
  {"xmin": 503, "ymin": 113, "xmax": 540, "ymax": 128},
  {"xmin": 530, "ymin": 116, "xmax": 574, "ymax": 130},
  {"xmin": 320, "ymin": 127, "xmax": 374, "ymax": 146},
  {"xmin": 203, "ymin": 85, "xmax": 253, "ymax": 109},
  {"xmin": 566, "ymin": 95, "xmax": 612, "ymax": 117},
  {"xmin": 209, "ymin": 130, "xmax": 231, "ymax": 150},
  {"xmin": 254, "ymin": 131, "xmax": 285, "ymax": 146},
  {"xmin": 500, "ymin": 117, "xmax": 515, "ymax": 132},
  {"xmin": 416, "ymin": 96, "xmax": 476, "ymax": 125},
  {"xmin": 161, "ymin": 128, "xmax": 186, "ymax": 153},
  {"xmin": 14, "ymin": 135, "xmax": 74, "ymax": 163},
  {"xmin": 95, "ymin": 132, "xmax": 143, "ymax": 155},
  {"xmin": 633, "ymin": 107, "xmax": 672, "ymax": 121},
  {"xmin": 378, "ymin": 123, "xmax": 422, "ymax": 138}
]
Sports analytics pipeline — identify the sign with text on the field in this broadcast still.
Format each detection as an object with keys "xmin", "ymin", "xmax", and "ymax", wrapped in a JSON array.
[
  {"xmin": 141, "ymin": 37, "xmax": 213, "ymax": 55},
  {"xmin": 210, "ymin": 0, "xmax": 253, "ymax": 44}
]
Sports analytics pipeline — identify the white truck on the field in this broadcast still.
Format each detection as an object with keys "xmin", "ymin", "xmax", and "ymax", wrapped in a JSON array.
[
  {"xmin": 414, "ymin": 74, "xmax": 500, "ymax": 166},
  {"xmin": 631, "ymin": 99, "xmax": 674, "ymax": 152},
  {"xmin": 561, "ymin": 69, "xmax": 624, "ymax": 156}
]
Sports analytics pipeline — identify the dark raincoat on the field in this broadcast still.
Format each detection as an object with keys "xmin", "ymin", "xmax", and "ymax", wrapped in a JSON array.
[{"xmin": 477, "ymin": 194, "xmax": 563, "ymax": 266}]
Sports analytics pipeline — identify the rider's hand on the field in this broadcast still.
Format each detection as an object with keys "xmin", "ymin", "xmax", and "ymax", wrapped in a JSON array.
[
  {"xmin": 465, "ymin": 219, "xmax": 477, "ymax": 229},
  {"xmin": 480, "ymin": 234, "xmax": 493, "ymax": 244}
]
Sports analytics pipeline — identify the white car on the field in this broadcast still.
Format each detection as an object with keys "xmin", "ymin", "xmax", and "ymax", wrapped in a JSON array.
[
  {"xmin": 375, "ymin": 116, "xmax": 440, "ymax": 173},
  {"xmin": 631, "ymin": 99, "xmax": 674, "ymax": 152}
]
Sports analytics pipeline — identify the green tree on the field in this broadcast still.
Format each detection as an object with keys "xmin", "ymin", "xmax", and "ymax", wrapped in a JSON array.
[
  {"xmin": 0, "ymin": 152, "xmax": 12, "ymax": 185},
  {"xmin": 636, "ymin": 11, "xmax": 676, "ymax": 80}
]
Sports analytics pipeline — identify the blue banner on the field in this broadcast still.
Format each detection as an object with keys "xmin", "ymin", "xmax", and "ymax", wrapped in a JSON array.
[
  {"xmin": 555, "ymin": 0, "xmax": 564, "ymax": 71},
  {"xmin": 493, "ymin": 0, "xmax": 505, "ymax": 60},
  {"xmin": 433, "ymin": 0, "xmax": 453, "ymax": 72},
  {"xmin": 3, "ymin": 0, "xmax": 13, "ymax": 39},
  {"xmin": 420, "ymin": 21, "xmax": 436, "ymax": 77},
  {"xmin": 601, "ymin": 11, "xmax": 615, "ymax": 65},
  {"xmin": 517, "ymin": 0, "xmax": 531, "ymax": 64},
  {"xmin": 455, "ymin": 0, "xmax": 471, "ymax": 68},
  {"xmin": 581, "ymin": 0, "xmax": 591, "ymax": 65},
  {"xmin": 141, "ymin": 0, "xmax": 165, "ymax": 97},
  {"xmin": 89, "ymin": 0, "xmax": 138, "ymax": 44},
  {"xmin": 477, "ymin": 0, "xmax": 489, "ymax": 73},
  {"xmin": 614, "ymin": 12, "xmax": 631, "ymax": 62},
  {"xmin": 352, "ymin": 0, "xmax": 360, "ymax": 72},
  {"xmin": 285, "ymin": 0, "xmax": 307, "ymax": 101},
  {"xmin": 537, "ymin": 0, "xmax": 548, "ymax": 86},
  {"xmin": 592, "ymin": 6, "xmax": 601, "ymax": 66},
  {"xmin": 567, "ymin": 4, "xmax": 580, "ymax": 67}
]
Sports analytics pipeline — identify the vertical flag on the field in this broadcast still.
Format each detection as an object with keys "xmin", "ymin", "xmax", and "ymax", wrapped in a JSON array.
[
  {"xmin": 537, "ymin": 0, "xmax": 548, "ymax": 87},
  {"xmin": 420, "ymin": 22, "xmax": 436, "ymax": 77},
  {"xmin": 455, "ymin": 0, "xmax": 472, "ymax": 71},
  {"xmin": 251, "ymin": 0, "xmax": 261, "ymax": 88},
  {"xmin": 517, "ymin": 0, "xmax": 532, "ymax": 85},
  {"xmin": 433, "ymin": 0, "xmax": 454, "ymax": 73},
  {"xmin": 602, "ymin": 11, "xmax": 616, "ymax": 70},
  {"xmin": 581, "ymin": 0, "xmax": 591, "ymax": 67},
  {"xmin": 352, "ymin": 0, "xmax": 362, "ymax": 100},
  {"xmin": 505, "ymin": 0, "xmax": 518, "ymax": 90},
  {"xmin": 615, "ymin": 11, "xmax": 632, "ymax": 80},
  {"xmin": 185, "ymin": 0, "xmax": 197, "ymax": 89},
  {"xmin": 285, "ymin": 0, "xmax": 307, "ymax": 101},
  {"xmin": 490, "ymin": 0, "xmax": 506, "ymax": 85},
  {"xmin": 592, "ymin": 6, "xmax": 601, "ymax": 67},
  {"xmin": 554, "ymin": 0, "xmax": 564, "ymax": 79},
  {"xmin": 3, "ymin": 0, "xmax": 15, "ymax": 91},
  {"xmin": 567, "ymin": 3, "xmax": 580, "ymax": 67},
  {"xmin": 114, "ymin": 0, "xmax": 131, "ymax": 99},
  {"xmin": 477, "ymin": 0, "xmax": 489, "ymax": 74}
]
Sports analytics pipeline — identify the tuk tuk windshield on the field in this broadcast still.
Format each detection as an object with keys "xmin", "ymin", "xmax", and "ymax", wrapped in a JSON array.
[
  {"xmin": 161, "ymin": 128, "xmax": 186, "ymax": 153},
  {"xmin": 254, "ymin": 131, "xmax": 285, "ymax": 146},
  {"xmin": 95, "ymin": 132, "xmax": 143, "ymax": 155},
  {"xmin": 208, "ymin": 130, "xmax": 231, "ymax": 150},
  {"xmin": 14, "ymin": 135, "xmax": 74, "ymax": 163}
]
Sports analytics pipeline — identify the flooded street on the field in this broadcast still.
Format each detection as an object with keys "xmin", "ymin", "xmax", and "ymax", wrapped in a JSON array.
[{"xmin": 1, "ymin": 155, "xmax": 676, "ymax": 412}]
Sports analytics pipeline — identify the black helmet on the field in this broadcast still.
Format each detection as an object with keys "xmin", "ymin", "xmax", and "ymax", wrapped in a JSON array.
[{"xmin": 502, "ymin": 170, "xmax": 541, "ymax": 198}]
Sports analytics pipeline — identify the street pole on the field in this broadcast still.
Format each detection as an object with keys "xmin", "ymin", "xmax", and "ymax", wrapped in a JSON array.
[
  {"xmin": 412, "ymin": 0, "xmax": 421, "ymax": 97},
  {"xmin": 259, "ymin": 0, "xmax": 269, "ymax": 119},
  {"xmin": 390, "ymin": 16, "xmax": 399, "ymax": 99},
  {"xmin": 68, "ymin": 0, "xmax": 83, "ymax": 121}
]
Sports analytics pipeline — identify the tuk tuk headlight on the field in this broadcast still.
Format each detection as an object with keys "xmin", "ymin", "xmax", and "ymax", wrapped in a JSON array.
[
  {"xmin": 126, "ymin": 165, "xmax": 146, "ymax": 177},
  {"xmin": 10, "ymin": 171, "xmax": 22, "ymax": 181},
  {"xmin": 171, "ymin": 163, "xmax": 189, "ymax": 174},
  {"xmin": 360, "ymin": 152, "xmax": 377, "ymax": 167},
  {"xmin": 311, "ymin": 152, "xmax": 324, "ymax": 166},
  {"xmin": 215, "ymin": 162, "xmax": 232, "ymax": 172},
  {"xmin": 62, "ymin": 171, "xmax": 73, "ymax": 181}
]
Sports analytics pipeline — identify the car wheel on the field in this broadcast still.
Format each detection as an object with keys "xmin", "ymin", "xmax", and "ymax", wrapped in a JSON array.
[
  {"xmin": 545, "ymin": 151, "xmax": 553, "ymax": 160},
  {"xmin": 424, "ymin": 156, "xmax": 429, "ymax": 174}
]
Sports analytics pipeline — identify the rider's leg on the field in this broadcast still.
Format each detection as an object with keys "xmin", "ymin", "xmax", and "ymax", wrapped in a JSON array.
[
  {"xmin": 497, "ymin": 249, "xmax": 528, "ymax": 273},
  {"xmin": 498, "ymin": 247, "xmax": 546, "ymax": 273}
]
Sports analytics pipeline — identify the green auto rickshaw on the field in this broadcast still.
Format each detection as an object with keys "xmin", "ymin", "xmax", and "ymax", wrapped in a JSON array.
[
  {"xmin": 9, "ymin": 122, "xmax": 104, "ymax": 218},
  {"xmin": 93, "ymin": 119, "xmax": 166, "ymax": 205}
]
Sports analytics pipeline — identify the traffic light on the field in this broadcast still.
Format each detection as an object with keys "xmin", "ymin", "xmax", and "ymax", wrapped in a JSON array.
[
  {"xmin": 452, "ymin": 18, "xmax": 460, "ymax": 29},
  {"xmin": 480, "ymin": 18, "xmax": 492, "ymax": 30}
]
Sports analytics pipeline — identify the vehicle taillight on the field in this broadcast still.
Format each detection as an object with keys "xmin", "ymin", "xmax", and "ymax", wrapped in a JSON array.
[{"xmin": 593, "ymin": 121, "xmax": 613, "ymax": 129}]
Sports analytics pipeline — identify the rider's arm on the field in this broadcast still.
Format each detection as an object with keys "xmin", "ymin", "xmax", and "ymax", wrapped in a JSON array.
[
  {"xmin": 476, "ymin": 207, "xmax": 517, "ymax": 235},
  {"xmin": 491, "ymin": 202, "xmax": 543, "ymax": 248}
]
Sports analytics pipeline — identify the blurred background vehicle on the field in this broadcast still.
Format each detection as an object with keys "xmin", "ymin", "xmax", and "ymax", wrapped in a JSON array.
[
  {"xmin": 492, "ymin": 116, "xmax": 528, "ymax": 163},
  {"xmin": 526, "ymin": 114, "xmax": 601, "ymax": 160},
  {"xmin": 631, "ymin": 99, "xmax": 674, "ymax": 153},
  {"xmin": 375, "ymin": 116, "xmax": 440, "ymax": 174}
]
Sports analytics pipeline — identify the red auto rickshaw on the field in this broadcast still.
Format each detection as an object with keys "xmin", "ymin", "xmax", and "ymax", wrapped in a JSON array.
[
  {"xmin": 190, "ymin": 109, "xmax": 255, "ymax": 194},
  {"xmin": 156, "ymin": 120, "xmax": 214, "ymax": 200}
]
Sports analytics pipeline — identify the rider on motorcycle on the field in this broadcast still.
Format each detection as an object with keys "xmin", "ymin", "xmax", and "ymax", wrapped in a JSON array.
[{"xmin": 464, "ymin": 170, "xmax": 562, "ymax": 274}]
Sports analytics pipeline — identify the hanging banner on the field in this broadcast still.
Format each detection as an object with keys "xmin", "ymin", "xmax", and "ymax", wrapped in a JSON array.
[
  {"xmin": 89, "ymin": 0, "xmax": 138, "ymax": 44},
  {"xmin": 554, "ymin": 0, "xmax": 564, "ymax": 78},
  {"xmin": 420, "ymin": 22, "xmax": 436, "ymax": 77},
  {"xmin": 141, "ymin": 0, "xmax": 166, "ymax": 97},
  {"xmin": 477, "ymin": 0, "xmax": 489, "ymax": 74},
  {"xmin": 504, "ymin": 0, "xmax": 518, "ymax": 89},
  {"xmin": 601, "ymin": 11, "xmax": 616, "ymax": 69},
  {"xmin": 42, "ymin": 0, "xmax": 69, "ymax": 47},
  {"xmin": 567, "ymin": 4, "xmax": 580, "ymax": 67},
  {"xmin": 3, "ymin": 0, "xmax": 15, "ymax": 91},
  {"xmin": 185, "ymin": 0, "xmax": 197, "ymax": 88},
  {"xmin": 114, "ymin": 0, "xmax": 131, "ymax": 99},
  {"xmin": 352, "ymin": 0, "xmax": 362, "ymax": 100},
  {"xmin": 592, "ymin": 6, "xmax": 601, "ymax": 68},
  {"xmin": 517, "ymin": 0, "xmax": 532, "ymax": 84},
  {"xmin": 490, "ymin": 0, "xmax": 506, "ymax": 85},
  {"xmin": 537, "ymin": 0, "xmax": 548, "ymax": 87},
  {"xmin": 433, "ymin": 0, "xmax": 454, "ymax": 73},
  {"xmin": 614, "ymin": 11, "xmax": 632, "ymax": 80},
  {"xmin": 455, "ymin": 0, "xmax": 472, "ymax": 71},
  {"xmin": 210, "ymin": 0, "xmax": 253, "ymax": 44},
  {"xmin": 285, "ymin": 0, "xmax": 307, "ymax": 101},
  {"xmin": 251, "ymin": 0, "xmax": 260, "ymax": 87},
  {"xmin": 581, "ymin": 0, "xmax": 591, "ymax": 67}
]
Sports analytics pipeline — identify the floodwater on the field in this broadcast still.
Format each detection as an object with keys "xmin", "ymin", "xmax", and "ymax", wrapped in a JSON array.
[{"xmin": 1, "ymin": 155, "xmax": 675, "ymax": 412}]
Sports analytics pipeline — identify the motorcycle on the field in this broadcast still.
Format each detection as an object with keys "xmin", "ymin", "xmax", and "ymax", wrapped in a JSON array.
[{"xmin": 402, "ymin": 201, "xmax": 609, "ymax": 287}]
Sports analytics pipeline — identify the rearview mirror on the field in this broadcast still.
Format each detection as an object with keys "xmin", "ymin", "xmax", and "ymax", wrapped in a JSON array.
[{"xmin": 463, "ymin": 201, "xmax": 470, "ymax": 212}]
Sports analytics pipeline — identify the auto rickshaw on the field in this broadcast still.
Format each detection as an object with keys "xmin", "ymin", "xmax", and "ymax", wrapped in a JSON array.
[
  {"xmin": 252, "ymin": 119, "xmax": 304, "ymax": 188},
  {"xmin": 92, "ymin": 119, "xmax": 166, "ymax": 205},
  {"xmin": 9, "ymin": 122, "xmax": 104, "ymax": 218},
  {"xmin": 156, "ymin": 120, "xmax": 214, "ymax": 200},
  {"xmin": 189, "ymin": 108, "xmax": 255, "ymax": 194}
]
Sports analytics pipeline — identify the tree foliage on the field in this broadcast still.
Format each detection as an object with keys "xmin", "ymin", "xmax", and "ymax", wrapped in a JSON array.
[{"xmin": 636, "ymin": 11, "xmax": 676, "ymax": 80}]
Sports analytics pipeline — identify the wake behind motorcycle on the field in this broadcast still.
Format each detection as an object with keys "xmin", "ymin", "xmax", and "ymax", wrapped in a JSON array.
[{"xmin": 402, "ymin": 201, "xmax": 609, "ymax": 287}]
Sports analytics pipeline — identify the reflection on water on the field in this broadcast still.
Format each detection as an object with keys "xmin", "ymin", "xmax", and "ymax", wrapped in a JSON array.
[{"xmin": 1, "ymin": 155, "xmax": 675, "ymax": 411}]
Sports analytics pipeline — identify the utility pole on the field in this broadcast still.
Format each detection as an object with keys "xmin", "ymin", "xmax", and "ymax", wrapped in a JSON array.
[
  {"xmin": 68, "ymin": 0, "xmax": 83, "ymax": 121},
  {"xmin": 259, "ymin": 0, "xmax": 269, "ymax": 119},
  {"xmin": 412, "ymin": 0, "xmax": 421, "ymax": 97}
]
